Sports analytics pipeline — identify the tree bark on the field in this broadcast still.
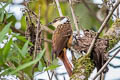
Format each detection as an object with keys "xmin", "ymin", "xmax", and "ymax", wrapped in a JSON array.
[{"xmin": 70, "ymin": 19, "xmax": 120, "ymax": 80}]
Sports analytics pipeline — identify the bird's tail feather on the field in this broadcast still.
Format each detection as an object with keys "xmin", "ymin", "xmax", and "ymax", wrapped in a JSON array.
[{"xmin": 59, "ymin": 51, "xmax": 72, "ymax": 76}]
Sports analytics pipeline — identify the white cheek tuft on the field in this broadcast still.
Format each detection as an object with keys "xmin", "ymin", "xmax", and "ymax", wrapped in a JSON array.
[
  {"xmin": 53, "ymin": 22, "xmax": 61, "ymax": 28},
  {"xmin": 61, "ymin": 18, "xmax": 68, "ymax": 24},
  {"xmin": 53, "ymin": 18, "xmax": 68, "ymax": 28}
]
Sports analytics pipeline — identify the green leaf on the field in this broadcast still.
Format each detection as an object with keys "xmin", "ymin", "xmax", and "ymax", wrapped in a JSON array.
[
  {"xmin": 14, "ymin": 35, "xmax": 33, "ymax": 46},
  {"xmin": 38, "ymin": 61, "xmax": 43, "ymax": 72},
  {"xmin": 3, "ymin": 38, "xmax": 13, "ymax": 61},
  {"xmin": 0, "ymin": 48, "xmax": 4, "ymax": 65},
  {"xmin": 21, "ymin": 16, "xmax": 26, "ymax": 30},
  {"xmin": 0, "ymin": 2, "xmax": 9, "ymax": 13},
  {"xmin": 14, "ymin": 35, "xmax": 26, "ymax": 42},
  {"xmin": 45, "ymin": 59, "xmax": 60, "ymax": 71},
  {"xmin": 13, "ymin": 43, "xmax": 23, "ymax": 58},
  {"xmin": 13, "ymin": 40, "xmax": 29, "ymax": 58},
  {"xmin": 45, "ymin": 64, "xmax": 60, "ymax": 71},
  {"xmin": 21, "ymin": 40, "xmax": 29, "ymax": 57},
  {"xmin": 6, "ymin": 13, "xmax": 13, "ymax": 19},
  {"xmin": 10, "ymin": 49, "xmax": 45, "ymax": 74},
  {"xmin": 0, "ymin": 22, "xmax": 12, "ymax": 42},
  {"xmin": 0, "ymin": 11, "xmax": 4, "ymax": 22}
]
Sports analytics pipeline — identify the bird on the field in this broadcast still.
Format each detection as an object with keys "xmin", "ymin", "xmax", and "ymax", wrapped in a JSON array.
[{"xmin": 49, "ymin": 16, "xmax": 73, "ymax": 76}]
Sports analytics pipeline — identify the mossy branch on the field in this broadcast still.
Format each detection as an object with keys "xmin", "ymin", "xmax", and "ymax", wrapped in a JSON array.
[{"xmin": 70, "ymin": 19, "xmax": 120, "ymax": 80}]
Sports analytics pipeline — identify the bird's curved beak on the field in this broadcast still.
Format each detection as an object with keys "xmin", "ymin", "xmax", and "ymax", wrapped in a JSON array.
[{"xmin": 47, "ymin": 22, "xmax": 52, "ymax": 26}]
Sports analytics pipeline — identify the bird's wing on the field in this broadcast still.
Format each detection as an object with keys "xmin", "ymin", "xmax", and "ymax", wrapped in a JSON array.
[{"xmin": 52, "ymin": 23, "xmax": 72, "ymax": 57}]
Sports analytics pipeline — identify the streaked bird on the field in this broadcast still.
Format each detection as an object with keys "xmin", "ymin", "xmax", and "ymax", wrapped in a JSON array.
[{"xmin": 49, "ymin": 16, "xmax": 73, "ymax": 76}]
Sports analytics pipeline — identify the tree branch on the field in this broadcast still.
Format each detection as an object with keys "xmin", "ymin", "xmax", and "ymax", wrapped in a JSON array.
[
  {"xmin": 41, "ymin": 38, "xmax": 52, "ymax": 43},
  {"xmin": 11, "ymin": 27, "xmax": 25, "ymax": 35},
  {"xmin": 71, "ymin": 2, "xmax": 120, "ymax": 79},
  {"xmin": 55, "ymin": 0, "xmax": 63, "ymax": 17},
  {"xmin": 41, "ymin": 26, "xmax": 54, "ymax": 34},
  {"xmin": 68, "ymin": 0, "xmax": 79, "ymax": 32},
  {"xmin": 87, "ymin": 1, "xmax": 120, "ymax": 55},
  {"xmin": 32, "ymin": 6, "xmax": 41, "ymax": 77},
  {"xmin": 93, "ymin": 49, "xmax": 120, "ymax": 80}
]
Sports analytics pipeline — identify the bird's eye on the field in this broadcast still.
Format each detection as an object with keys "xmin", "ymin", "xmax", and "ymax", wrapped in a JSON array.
[{"xmin": 53, "ymin": 19, "xmax": 57, "ymax": 23}]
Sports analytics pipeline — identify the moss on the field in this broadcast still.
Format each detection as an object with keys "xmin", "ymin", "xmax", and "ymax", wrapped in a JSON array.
[
  {"xmin": 71, "ymin": 19, "xmax": 120, "ymax": 80},
  {"xmin": 104, "ymin": 19, "xmax": 120, "ymax": 50},
  {"xmin": 71, "ymin": 54, "xmax": 94, "ymax": 80},
  {"xmin": 104, "ymin": 35, "xmax": 118, "ymax": 51}
]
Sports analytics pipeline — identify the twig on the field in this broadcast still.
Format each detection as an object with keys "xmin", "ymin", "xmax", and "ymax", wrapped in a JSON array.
[
  {"xmin": 11, "ymin": 27, "xmax": 25, "ymax": 35},
  {"xmin": 87, "ymin": 1, "xmax": 120, "ymax": 55},
  {"xmin": 33, "ymin": 6, "xmax": 41, "ymax": 60},
  {"xmin": 68, "ymin": 0, "xmax": 79, "ymax": 32},
  {"xmin": 117, "ymin": 0, "xmax": 119, "ymax": 18},
  {"xmin": 32, "ymin": 6, "xmax": 41, "ymax": 76},
  {"xmin": 107, "ymin": 45, "xmax": 120, "ymax": 56},
  {"xmin": 44, "ymin": 1, "xmax": 51, "ymax": 62},
  {"xmin": 81, "ymin": 0, "xmax": 102, "ymax": 24},
  {"xmin": 3, "ymin": 22, "xmax": 25, "ymax": 35},
  {"xmin": 109, "ymin": 55, "xmax": 120, "ymax": 59},
  {"xmin": 6, "ymin": 61, "xmax": 28, "ymax": 80},
  {"xmin": 109, "ymin": 63, "xmax": 120, "ymax": 68},
  {"xmin": 55, "ymin": 0, "xmax": 63, "ymax": 17},
  {"xmin": 25, "ymin": 8, "xmax": 33, "ymax": 25},
  {"xmin": 93, "ymin": 49, "xmax": 120, "ymax": 80},
  {"xmin": 43, "ymin": 58, "xmax": 51, "ymax": 80},
  {"xmin": 41, "ymin": 38, "xmax": 52, "ymax": 43},
  {"xmin": 100, "ymin": 73, "xmax": 105, "ymax": 80},
  {"xmin": 41, "ymin": 25, "xmax": 54, "ymax": 34},
  {"xmin": 25, "ymin": 7, "xmax": 53, "ymax": 35},
  {"xmin": 50, "ymin": 71, "xmax": 54, "ymax": 80}
]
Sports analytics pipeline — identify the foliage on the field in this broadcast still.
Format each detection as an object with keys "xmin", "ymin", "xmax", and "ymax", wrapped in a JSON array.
[{"xmin": 0, "ymin": 0, "xmax": 114, "ymax": 80}]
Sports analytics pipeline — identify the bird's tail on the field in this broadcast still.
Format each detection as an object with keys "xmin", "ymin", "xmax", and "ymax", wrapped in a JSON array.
[{"xmin": 59, "ymin": 51, "xmax": 72, "ymax": 76}]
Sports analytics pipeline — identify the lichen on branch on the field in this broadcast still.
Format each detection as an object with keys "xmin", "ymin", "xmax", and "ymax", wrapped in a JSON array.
[{"xmin": 70, "ymin": 19, "xmax": 120, "ymax": 80}]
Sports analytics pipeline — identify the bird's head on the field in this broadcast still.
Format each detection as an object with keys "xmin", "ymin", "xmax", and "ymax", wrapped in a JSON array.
[{"xmin": 48, "ymin": 17, "xmax": 70, "ymax": 28}]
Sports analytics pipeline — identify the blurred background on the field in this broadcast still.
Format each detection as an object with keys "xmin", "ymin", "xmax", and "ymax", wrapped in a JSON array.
[{"xmin": 0, "ymin": 0, "xmax": 120, "ymax": 80}]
